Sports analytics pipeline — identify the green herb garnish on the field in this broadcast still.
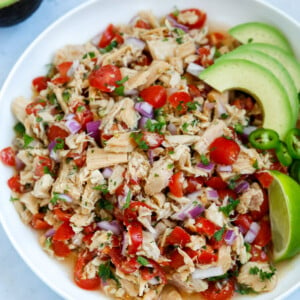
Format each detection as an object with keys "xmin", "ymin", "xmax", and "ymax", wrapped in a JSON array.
[
  {"xmin": 130, "ymin": 132, "xmax": 149, "ymax": 150},
  {"xmin": 137, "ymin": 256, "xmax": 149, "ymax": 266},
  {"xmin": 116, "ymin": 76, "xmax": 129, "ymax": 85},
  {"xmin": 219, "ymin": 197, "xmax": 240, "ymax": 217},
  {"xmin": 99, "ymin": 40, "xmax": 118, "ymax": 54},
  {"xmin": 14, "ymin": 122, "xmax": 25, "ymax": 136},
  {"xmin": 213, "ymin": 226, "xmax": 225, "ymax": 241},
  {"xmin": 23, "ymin": 134, "xmax": 34, "ymax": 148},
  {"xmin": 98, "ymin": 262, "xmax": 119, "ymax": 284},
  {"xmin": 122, "ymin": 190, "xmax": 131, "ymax": 209},
  {"xmin": 93, "ymin": 184, "xmax": 109, "ymax": 195},
  {"xmin": 249, "ymin": 265, "xmax": 276, "ymax": 281}
]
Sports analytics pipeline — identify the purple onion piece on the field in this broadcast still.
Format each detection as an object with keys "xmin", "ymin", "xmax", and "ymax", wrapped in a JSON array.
[
  {"xmin": 57, "ymin": 194, "xmax": 73, "ymax": 203},
  {"xmin": 138, "ymin": 117, "xmax": 150, "ymax": 129},
  {"xmin": 187, "ymin": 190, "xmax": 202, "ymax": 201},
  {"xmin": 167, "ymin": 123, "xmax": 177, "ymax": 135},
  {"xmin": 166, "ymin": 15, "xmax": 189, "ymax": 32},
  {"xmin": 97, "ymin": 220, "xmax": 122, "ymax": 235},
  {"xmin": 125, "ymin": 37, "xmax": 146, "ymax": 50},
  {"xmin": 134, "ymin": 102, "xmax": 154, "ymax": 118},
  {"xmin": 121, "ymin": 231, "xmax": 128, "ymax": 256},
  {"xmin": 102, "ymin": 167, "xmax": 113, "ymax": 178},
  {"xmin": 217, "ymin": 165, "xmax": 233, "ymax": 173},
  {"xmin": 86, "ymin": 120, "xmax": 101, "ymax": 140},
  {"xmin": 234, "ymin": 181, "xmax": 250, "ymax": 194},
  {"xmin": 187, "ymin": 205, "xmax": 204, "ymax": 218},
  {"xmin": 15, "ymin": 157, "xmax": 25, "ymax": 171},
  {"xmin": 243, "ymin": 126, "xmax": 257, "ymax": 136},
  {"xmin": 45, "ymin": 228, "xmax": 56, "ymax": 238},
  {"xmin": 148, "ymin": 149, "xmax": 154, "ymax": 165},
  {"xmin": 197, "ymin": 162, "xmax": 215, "ymax": 173},
  {"xmin": 224, "ymin": 230, "xmax": 237, "ymax": 245},
  {"xmin": 244, "ymin": 222, "xmax": 260, "ymax": 244},
  {"xmin": 65, "ymin": 118, "xmax": 81, "ymax": 134},
  {"xmin": 206, "ymin": 188, "xmax": 219, "ymax": 201}
]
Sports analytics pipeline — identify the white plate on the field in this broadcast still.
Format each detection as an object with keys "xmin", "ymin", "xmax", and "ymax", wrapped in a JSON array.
[{"xmin": 0, "ymin": 0, "xmax": 299, "ymax": 299}]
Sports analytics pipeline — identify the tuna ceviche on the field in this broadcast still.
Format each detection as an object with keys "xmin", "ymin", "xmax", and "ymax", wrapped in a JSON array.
[{"xmin": 3, "ymin": 6, "xmax": 300, "ymax": 300}]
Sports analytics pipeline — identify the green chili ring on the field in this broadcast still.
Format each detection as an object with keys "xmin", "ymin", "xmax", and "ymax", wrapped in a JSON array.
[
  {"xmin": 286, "ymin": 128, "xmax": 300, "ymax": 159},
  {"xmin": 275, "ymin": 142, "xmax": 293, "ymax": 167},
  {"xmin": 290, "ymin": 160, "xmax": 300, "ymax": 184},
  {"xmin": 249, "ymin": 128, "xmax": 280, "ymax": 150}
]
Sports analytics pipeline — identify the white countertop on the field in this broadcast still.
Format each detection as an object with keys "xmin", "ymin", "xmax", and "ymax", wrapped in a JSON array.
[{"xmin": 0, "ymin": 0, "xmax": 299, "ymax": 299}]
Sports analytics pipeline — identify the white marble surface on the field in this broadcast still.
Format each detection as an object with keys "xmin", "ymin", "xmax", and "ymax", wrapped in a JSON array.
[{"xmin": 0, "ymin": 0, "xmax": 299, "ymax": 299}]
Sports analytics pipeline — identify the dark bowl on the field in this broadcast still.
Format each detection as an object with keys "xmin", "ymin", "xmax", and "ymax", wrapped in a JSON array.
[{"xmin": 0, "ymin": 0, "xmax": 43, "ymax": 27}]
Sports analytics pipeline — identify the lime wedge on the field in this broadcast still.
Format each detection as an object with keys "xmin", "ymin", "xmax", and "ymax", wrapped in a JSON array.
[{"xmin": 268, "ymin": 170, "xmax": 300, "ymax": 262}]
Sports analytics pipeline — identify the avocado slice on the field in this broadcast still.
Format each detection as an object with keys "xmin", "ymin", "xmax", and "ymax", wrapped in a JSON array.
[
  {"xmin": 0, "ymin": 0, "xmax": 42, "ymax": 26},
  {"xmin": 229, "ymin": 22, "xmax": 293, "ymax": 54},
  {"xmin": 241, "ymin": 43, "xmax": 300, "ymax": 92},
  {"xmin": 199, "ymin": 59, "xmax": 293, "ymax": 139},
  {"xmin": 217, "ymin": 47, "xmax": 298, "ymax": 124}
]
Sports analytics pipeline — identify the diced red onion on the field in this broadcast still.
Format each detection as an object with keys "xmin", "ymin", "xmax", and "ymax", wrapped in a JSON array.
[
  {"xmin": 192, "ymin": 266, "xmax": 224, "ymax": 279},
  {"xmin": 188, "ymin": 205, "xmax": 205, "ymax": 218},
  {"xmin": 45, "ymin": 228, "xmax": 56, "ymax": 238},
  {"xmin": 15, "ymin": 156, "xmax": 25, "ymax": 171},
  {"xmin": 197, "ymin": 162, "xmax": 215, "ymax": 173},
  {"xmin": 97, "ymin": 221, "xmax": 122, "ymax": 235},
  {"xmin": 102, "ymin": 167, "xmax": 113, "ymax": 178},
  {"xmin": 148, "ymin": 149, "xmax": 154, "ymax": 165},
  {"xmin": 224, "ymin": 230, "xmax": 237, "ymax": 245},
  {"xmin": 124, "ymin": 89, "xmax": 139, "ymax": 96},
  {"xmin": 166, "ymin": 15, "xmax": 189, "ymax": 32},
  {"xmin": 244, "ymin": 222, "xmax": 260, "ymax": 244},
  {"xmin": 139, "ymin": 117, "xmax": 150, "ymax": 129},
  {"xmin": 187, "ymin": 190, "xmax": 202, "ymax": 201},
  {"xmin": 65, "ymin": 118, "xmax": 81, "ymax": 134},
  {"xmin": 125, "ymin": 37, "xmax": 146, "ymax": 50},
  {"xmin": 57, "ymin": 194, "xmax": 73, "ymax": 203},
  {"xmin": 234, "ymin": 181, "xmax": 250, "ymax": 194},
  {"xmin": 172, "ymin": 202, "xmax": 204, "ymax": 221},
  {"xmin": 206, "ymin": 188, "xmax": 219, "ymax": 201},
  {"xmin": 167, "ymin": 123, "xmax": 177, "ymax": 135},
  {"xmin": 48, "ymin": 140, "xmax": 60, "ymax": 162},
  {"xmin": 65, "ymin": 113, "xmax": 75, "ymax": 121},
  {"xmin": 86, "ymin": 120, "xmax": 101, "ymax": 140},
  {"xmin": 204, "ymin": 101, "xmax": 215, "ymax": 111},
  {"xmin": 135, "ymin": 102, "xmax": 154, "ymax": 118},
  {"xmin": 186, "ymin": 62, "xmax": 205, "ymax": 77},
  {"xmin": 121, "ymin": 232, "xmax": 128, "ymax": 256},
  {"xmin": 243, "ymin": 126, "xmax": 257, "ymax": 136},
  {"xmin": 217, "ymin": 165, "xmax": 233, "ymax": 173}
]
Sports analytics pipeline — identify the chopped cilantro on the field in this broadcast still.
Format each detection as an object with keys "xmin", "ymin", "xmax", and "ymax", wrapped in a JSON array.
[
  {"xmin": 116, "ymin": 76, "xmax": 129, "ymax": 85},
  {"xmin": 23, "ymin": 134, "xmax": 34, "ymax": 148},
  {"xmin": 154, "ymin": 173, "xmax": 159, "ymax": 177},
  {"xmin": 45, "ymin": 237, "xmax": 52, "ymax": 248},
  {"xmin": 50, "ymin": 192, "xmax": 67, "ymax": 205},
  {"xmin": 47, "ymin": 93, "xmax": 57, "ymax": 105},
  {"xmin": 55, "ymin": 114, "xmax": 64, "ymax": 121},
  {"xmin": 200, "ymin": 154, "xmax": 210, "ymax": 166},
  {"xmin": 244, "ymin": 242, "xmax": 251, "ymax": 252},
  {"xmin": 122, "ymin": 190, "xmax": 131, "ymax": 209},
  {"xmin": 168, "ymin": 150, "xmax": 175, "ymax": 155},
  {"xmin": 214, "ymin": 49, "xmax": 222, "ymax": 58},
  {"xmin": 176, "ymin": 37, "xmax": 183, "ymax": 44},
  {"xmin": 99, "ymin": 40, "xmax": 118, "ymax": 53},
  {"xmin": 62, "ymin": 90, "xmax": 71, "ymax": 102},
  {"xmin": 249, "ymin": 265, "xmax": 276, "ymax": 281},
  {"xmin": 10, "ymin": 196, "xmax": 19, "ymax": 202},
  {"xmin": 53, "ymin": 138, "xmax": 64, "ymax": 152},
  {"xmin": 36, "ymin": 116, "xmax": 43, "ymax": 122},
  {"xmin": 187, "ymin": 101, "xmax": 201, "ymax": 111},
  {"xmin": 162, "ymin": 37, "xmax": 169, "ymax": 42},
  {"xmin": 172, "ymin": 6, "xmax": 180, "ymax": 17},
  {"xmin": 182, "ymin": 122, "xmax": 189, "ymax": 132},
  {"xmin": 98, "ymin": 262, "xmax": 119, "ymax": 284},
  {"xmin": 252, "ymin": 159, "xmax": 259, "ymax": 170},
  {"xmin": 137, "ymin": 256, "xmax": 149, "ymax": 266},
  {"xmin": 82, "ymin": 51, "xmax": 96, "ymax": 59},
  {"xmin": 236, "ymin": 284, "xmax": 256, "ymax": 295},
  {"xmin": 220, "ymin": 113, "xmax": 229, "ymax": 119},
  {"xmin": 130, "ymin": 132, "xmax": 149, "ymax": 150},
  {"xmin": 213, "ymin": 226, "xmax": 225, "ymax": 241},
  {"xmin": 76, "ymin": 105, "xmax": 85, "ymax": 112},
  {"xmin": 14, "ymin": 122, "xmax": 25, "ymax": 136},
  {"xmin": 167, "ymin": 163, "xmax": 174, "ymax": 169},
  {"xmin": 114, "ymin": 85, "xmax": 125, "ymax": 96},
  {"xmin": 97, "ymin": 198, "xmax": 113, "ymax": 211},
  {"xmin": 93, "ymin": 184, "xmax": 109, "ymax": 195},
  {"xmin": 173, "ymin": 28, "xmax": 185, "ymax": 36},
  {"xmin": 219, "ymin": 197, "xmax": 240, "ymax": 217},
  {"xmin": 43, "ymin": 166, "xmax": 53, "ymax": 176},
  {"xmin": 145, "ymin": 119, "xmax": 165, "ymax": 134},
  {"xmin": 234, "ymin": 123, "xmax": 244, "ymax": 134}
]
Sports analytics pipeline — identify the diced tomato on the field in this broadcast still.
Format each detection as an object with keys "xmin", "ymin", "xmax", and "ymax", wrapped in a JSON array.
[
  {"xmin": 25, "ymin": 99, "xmax": 47, "ymax": 115},
  {"xmin": 0, "ymin": 147, "xmax": 15, "ymax": 166},
  {"xmin": 51, "ymin": 76, "xmax": 70, "ymax": 85},
  {"xmin": 7, "ymin": 175, "xmax": 22, "ymax": 193},
  {"xmin": 198, "ymin": 248, "xmax": 218, "ymax": 264},
  {"xmin": 195, "ymin": 217, "xmax": 220, "ymax": 237},
  {"xmin": 270, "ymin": 161, "xmax": 288, "ymax": 174},
  {"xmin": 98, "ymin": 24, "xmax": 123, "ymax": 48},
  {"xmin": 82, "ymin": 233, "xmax": 94, "ymax": 245},
  {"xmin": 168, "ymin": 249, "xmax": 185, "ymax": 269},
  {"xmin": 127, "ymin": 221, "xmax": 143, "ymax": 254},
  {"xmin": 66, "ymin": 152, "xmax": 87, "ymax": 168},
  {"xmin": 47, "ymin": 125, "xmax": 69, "ymax": 141},
  {"xmin": 166, "ymin": 226, "xmax": 191, "ymax": 247},
  {"xmin": 233, "ymin": 214, "xmax": 252, "ymax": 234},
  {"xmin": 75, "ymin": 109, "xmax": 94, "ymax": 129},
  {"xmin": 197, "ymin": 46, "xmax": 210, "ymax": 56},
  {"xmin": 141, "ymin": 132, "xmax": 164, "ymax": 148},
  {"xmin": 56, "ymin": 61, "xmax": 73, "ymax": 77},
  {"xmin": 34, "ymin": 156, "xmax": 52, "ymax": 178},
  {"xmin": 53, "ymin": 207, "xmax": 72, "ymax": 222},
  {"xmin": 185, "ymin": 176, "xmax": 205, "ymax": 194},
  {"xmin": 217, "ymin": 189, "xmax": 238, "ymax": 200},
  {"xmin": 205, "ymin": 177, "xmax": 228, "ymax": 190},
  {"xmin": 115, "ymin": 183, "xmax": 126, "ymax": 197},
  {"xmin": 53, "ymin": 222, "xmax": 75, "ymax": 241},
  {"xmin": 168, "ymin": 171, "xmax": 184, "ymax": 197},
  {"xmin": 232, "ymin": 97, "xmax": 255, "ymax": 111},
  {"xmin": 136, "ymin": 53, "xmax": 152, "ymax": 66},
  {"xmin": 135, "ymin": 19, "xmax": 151, "ymax": 29},
  {"xmin": 209, "ymin": 137, "xmax": 240, "ymax": 165},
  {"xmin": 83, "ymin": 222, "xmax": 98, "ymax": 235},
  {"xmin": 168, "ymin": 91, "xmax": 192, "ymax": 113},
  {"xmin": 250, "ymin": 245, "xmax": 268, "ymax": 262},
  {"xmin": 173, "ymin": 8, "xmax": 206, "ymax": 30},
  {"xmin": 74, "ymin": 250, "xmax": 100, "ymax": 289},
  {"xmin": 200, "ymin": 278, "xmax": 235, "ymax": 300},
  {"xmin": 140, "ymin": 259, "xmax": 166, "ymax": 284},
  {"xmin": 253, "ymin": 219, "xmax": 271, "ymax": 247},
  {"xmin": 188, "ymin": 84, "xmax": 202, "ymax": 98},
  {"xmin": 250, "ymin": 189, "xmax": 269, "ymax": 221},
  {"xmin": 32, "ymin": 76, "xmax": 49, "ymax": 92},
  {"xmin": 140, "ymin": 85, "xmax": 167, "ymax": 109},
  {"xmin": 184, "ymin": 248, "xmax": 198, "ymax": 260},
  {"xmin": 255, "ymin": 171, "xmax": 274, "ymax": 188},
  {"xmin": 52, "ymin": 240, "xmax": 71, "ymax": 257},
  {"xmin": 119, "ymin": 257, "xmax": 140, "ymax": 274},
  {"xmin": 124, "ymin": 201, "xmax": 152, "ymax": 221},
  {"xmin": 31, "ymin": 213, "xmax": 51, "ymax": 230},
  {"xmin": 208, "ymin": 32, "xmax": 225, "ymax": 46},
  {"xmin": 89, "ymin": 64, "xmax": 122, "ymax": 93}
]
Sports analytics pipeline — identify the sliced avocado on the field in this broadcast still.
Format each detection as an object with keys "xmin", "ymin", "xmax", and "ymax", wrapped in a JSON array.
[
  {"xmin": 0, "ymin": 0, "xmax": 18, "ymax": 9},
  {"xmin": 217, "ymin": 47, "xmax": 298, "ymax": 124},
  {"xmin": 229, "ymin": 22, "xmax": 293, "ymax": 54},
  {"xmin": 241, "ymin": 43, "xmax": 300, "ymax": 92},
  {"xmin": 199, "ymin": 59, "xmax": 293, "ymax": 139}
]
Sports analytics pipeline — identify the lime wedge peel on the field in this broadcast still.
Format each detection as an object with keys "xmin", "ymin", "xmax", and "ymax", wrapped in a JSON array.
[{"xmin": 268, "ymin": 170, "xmax": 300, "ymax": 262}]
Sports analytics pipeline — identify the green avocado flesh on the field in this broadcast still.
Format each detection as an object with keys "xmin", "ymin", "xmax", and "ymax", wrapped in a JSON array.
[
  {"xmin": 0, "ymin": 0, "xmax": 18, "ymax": 9},
  {"xmin": 241, "ymin": 43, "xmax": 300, "ymax": 92},
  {"xmin": 199, "ymin": 59, "xmax": 293, "ymax": 139},
  {"xmin": 229, "ymin": 22, "xmax": 293, "ymax": 54},
  {"xmin": 217, "ymin": 46, "xmax": 298, "ymax": 124}
]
